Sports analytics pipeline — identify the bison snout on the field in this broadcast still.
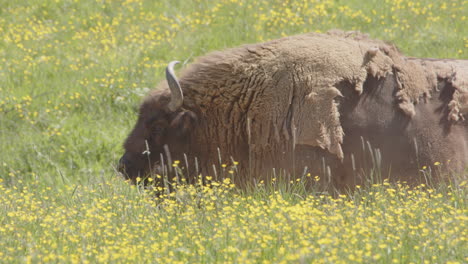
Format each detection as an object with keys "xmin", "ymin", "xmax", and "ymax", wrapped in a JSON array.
[
  {"xmin": 118, "ymin": 153, "xmax": 164, "ymax": 183},
  {"xmin": 118, "ymin": 154, "xmax": 132, "ymax": 177}
]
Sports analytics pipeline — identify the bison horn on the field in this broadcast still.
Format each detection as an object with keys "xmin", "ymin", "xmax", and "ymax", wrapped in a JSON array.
[{"xmin": 166, "ymin": 61, "xmax": 184, "ymax": 111}]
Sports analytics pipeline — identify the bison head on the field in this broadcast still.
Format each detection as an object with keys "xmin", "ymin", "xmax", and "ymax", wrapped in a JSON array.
[{"xmin": 118, "ymin": 61, "xmax": 197, "ymax": 182}]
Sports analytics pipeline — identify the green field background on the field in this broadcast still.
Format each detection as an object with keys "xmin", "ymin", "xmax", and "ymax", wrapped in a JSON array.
[{"xmin": 0, "ymin": 0, "xmax": 467, "ymax": 263}]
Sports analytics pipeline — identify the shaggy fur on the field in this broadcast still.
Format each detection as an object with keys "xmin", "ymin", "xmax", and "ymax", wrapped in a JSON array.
[{"xmin": 120, "ymin": 30, "xmax": 468, "ymax": 187}]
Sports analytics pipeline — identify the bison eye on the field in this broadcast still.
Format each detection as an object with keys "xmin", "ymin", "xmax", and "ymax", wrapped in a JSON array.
[
  {"xmin": 152, "ymin": 126, "xmax": 165, "ymax": 136},
  {"xmin": 146, "ymin": 117, "xmax": 169, "ymax": 140},
  {"xmin": 149, "ymin": 126, "xmax": 166, "ymax": 145}
]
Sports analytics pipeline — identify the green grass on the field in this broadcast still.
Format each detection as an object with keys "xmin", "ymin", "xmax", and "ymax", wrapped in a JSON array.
[{"xmin": 0, "ymin": 0, "xmax": 467, "ymax": 263}]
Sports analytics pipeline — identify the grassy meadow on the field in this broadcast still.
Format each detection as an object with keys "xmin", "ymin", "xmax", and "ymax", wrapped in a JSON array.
[{"xmin": 0, "ymin": 0, "xmax": 467, "ymax": 263}]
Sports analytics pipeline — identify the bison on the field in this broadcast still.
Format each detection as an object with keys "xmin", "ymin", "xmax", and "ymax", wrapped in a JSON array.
[{"xmin": 119, "ymin": 31, "xmax": 468, "ymax": 188}]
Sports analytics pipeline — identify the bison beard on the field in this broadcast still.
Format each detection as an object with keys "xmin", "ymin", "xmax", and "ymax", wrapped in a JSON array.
[{"xmin": 119, "ymin": 30, "xmax": 468, "ymax": 188}]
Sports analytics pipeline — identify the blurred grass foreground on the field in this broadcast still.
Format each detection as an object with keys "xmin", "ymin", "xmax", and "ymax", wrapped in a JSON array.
[{"xmin": 0, "ymin": 0, "xmax": 467, "ymax": 263}]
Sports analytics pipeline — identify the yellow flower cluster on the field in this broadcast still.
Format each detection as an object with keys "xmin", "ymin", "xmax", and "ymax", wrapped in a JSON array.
[{"xmin": 0, "ymin": 179, "xmax": 466, "ymax": 263}]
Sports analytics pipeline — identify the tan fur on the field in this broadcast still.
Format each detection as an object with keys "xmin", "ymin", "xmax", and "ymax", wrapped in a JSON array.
[
  {"xmin": 412, "ymin": 58, "xmax": 468, "ymax": 121},
  {"xmin": 179, "ymin": 31, "xmax": 437, "ymax": 161}
]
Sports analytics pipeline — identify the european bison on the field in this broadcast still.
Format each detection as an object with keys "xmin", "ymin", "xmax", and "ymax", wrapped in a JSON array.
[{"xmin": 119, "ymin": 31, "xmax": 468, "ymax": 188}]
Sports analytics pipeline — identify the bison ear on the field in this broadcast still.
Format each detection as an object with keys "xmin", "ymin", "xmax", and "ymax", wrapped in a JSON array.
[{"xmin": 170, "ymin": 110, "xmax": 197, "ymax": 136}]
